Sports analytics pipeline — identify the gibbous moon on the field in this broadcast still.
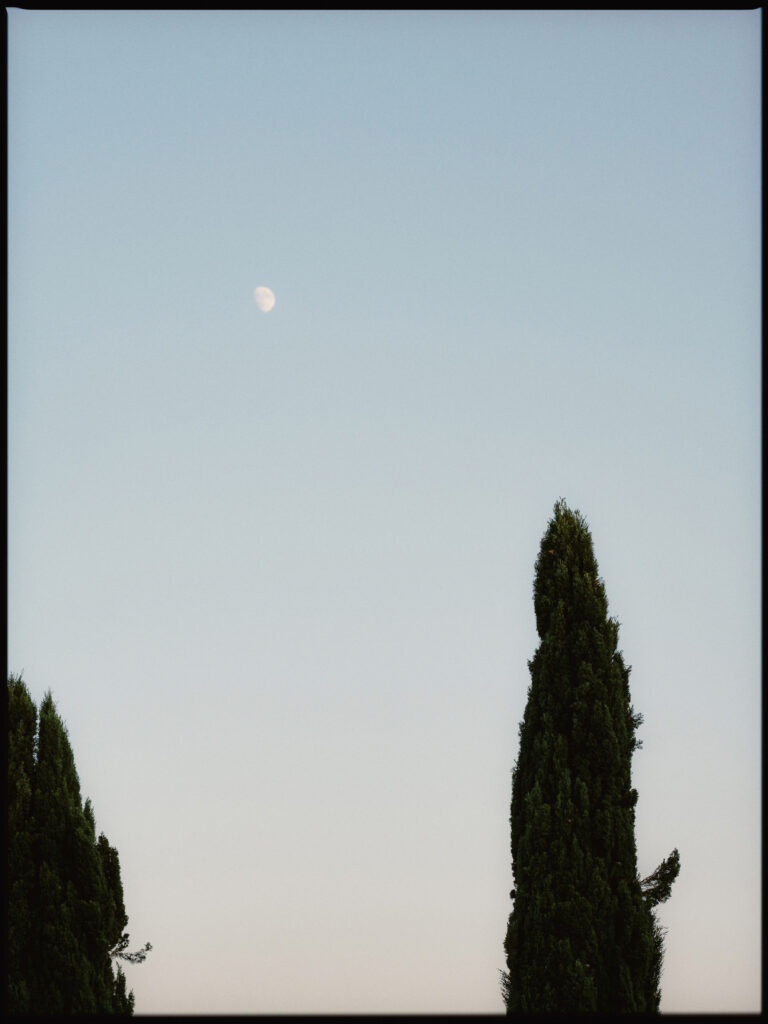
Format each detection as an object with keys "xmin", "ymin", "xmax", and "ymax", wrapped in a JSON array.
[{"xmin": 253, "ymin": 286, "xmax": 276, "ymax": 312}]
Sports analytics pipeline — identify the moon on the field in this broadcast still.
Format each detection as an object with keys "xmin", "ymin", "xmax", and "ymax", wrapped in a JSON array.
[{"xmin": 253, "ymin": 286, "xmax": 276, "ymax": 312}]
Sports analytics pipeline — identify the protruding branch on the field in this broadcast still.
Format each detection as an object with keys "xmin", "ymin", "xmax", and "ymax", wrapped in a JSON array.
[{"xmin": 640, "ymin": 848, "xmax": 681, "ymax": 908}]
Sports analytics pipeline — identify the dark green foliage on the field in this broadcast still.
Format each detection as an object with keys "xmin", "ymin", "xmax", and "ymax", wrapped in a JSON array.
[
  {"xmin": 640, "ymin": 848, "xmax": 681, "ymax": 910},
  {"xmin": 7, "ymin": 677, "xmax": 38, "ymax": 1014},
  {"xmin": 502, "ymin": 501, "xmax": 679, "ymax": 1013},
  {"xmin": 6, "ymin": 675, "xmax": 151, "ymax": 1015}
]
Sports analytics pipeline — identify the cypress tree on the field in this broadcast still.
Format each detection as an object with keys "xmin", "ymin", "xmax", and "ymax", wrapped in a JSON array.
[
  {"xmin": 7, "ymin": 676, "xmax": 38, "ymax": 1013},
  {"xmin": 6, "ymin": 676, "xmax": 151, "ymax": 1014},
  {"xmin": 502, "ymin": 501, "xmax": 679, "ymax": 1013},
  {"xmin": 32, "ymin": 690, "xmax": 97, "ymax": 1012}
]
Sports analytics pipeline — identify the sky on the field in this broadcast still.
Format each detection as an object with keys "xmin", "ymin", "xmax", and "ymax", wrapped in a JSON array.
[{"xmin": 7, "ymin": 9, "xmax": 761, "ymax": 1015}]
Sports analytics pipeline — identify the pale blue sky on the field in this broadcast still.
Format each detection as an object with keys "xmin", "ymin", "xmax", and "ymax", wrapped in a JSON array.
[{"xmin": 7, "ymin": 10, "xmax": 761, "ymax": 1014}]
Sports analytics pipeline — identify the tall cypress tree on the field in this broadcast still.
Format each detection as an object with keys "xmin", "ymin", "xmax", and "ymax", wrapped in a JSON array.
[
  {"xmin": 502, "ymin": 501, "xmax": 679, "ymax": 1013},
  {"xmin": 6, "ymin": 676, "xmax": 151, "ymax": 1014},
  {"xmin": 32, "ymin": 690, "xmax": 97, "ymax": 1013},
  {"xmin": 7, "ymin": 676, "xmax": 39, "ymax": 1013}
]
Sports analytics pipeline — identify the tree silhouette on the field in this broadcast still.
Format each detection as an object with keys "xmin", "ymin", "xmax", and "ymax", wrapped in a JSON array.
[
  {"xmin": 6, "ymin": 675, "xmax": 151, "ymax": 1014},
  {"xmin": 502, "ymin": 501, "xmax": 679, "ymax": 1012}
]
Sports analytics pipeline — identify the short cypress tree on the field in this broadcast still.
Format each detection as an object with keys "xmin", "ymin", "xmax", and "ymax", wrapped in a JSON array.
[
  {"xmin": 502, "ymin": 501, "xmax": 679, "ymax": 1013},
  {"xmin": 6, "ymin": 676, "xmax": 151, "ymax": 1015}
]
